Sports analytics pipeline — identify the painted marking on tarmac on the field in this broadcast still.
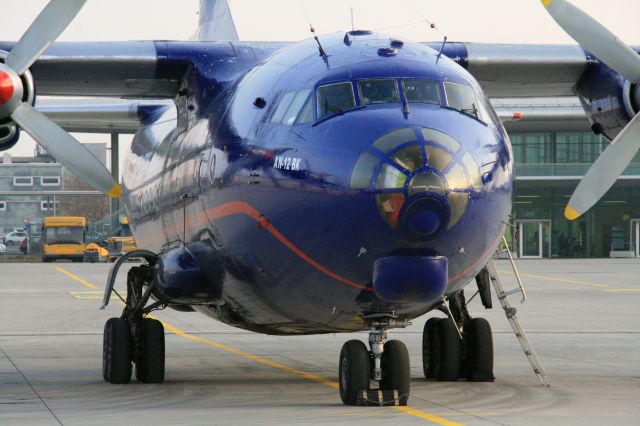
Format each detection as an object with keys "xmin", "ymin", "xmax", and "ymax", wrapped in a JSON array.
[
  {"xmin": 600, "ymin": 289, "xmax": 640, "ymax": 293},
  {"xmin": 497, "ymin": 269, "xmax": 610, "ymax": 288},
  {"xmin": 54, "ymin": 266, "xmax": 464, "ymax": 426},
  {"xmin": 341, "ymin": 412, "xmax": 500, "ymax": 418},
  {"xmin": 53, "ymin": 267, "xmax": 97, "ymax": 289},
  {"xmin": 69, "ymin": 291, "xmax": 126, "ymax": 300}
]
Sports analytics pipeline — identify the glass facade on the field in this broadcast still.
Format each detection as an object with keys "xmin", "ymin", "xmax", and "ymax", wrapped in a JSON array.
[{"xmin": 510, "ymin": 131, "xmax": 640, "ymax": 258}]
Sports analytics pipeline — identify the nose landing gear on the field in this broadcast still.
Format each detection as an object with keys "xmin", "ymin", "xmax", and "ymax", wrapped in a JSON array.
[{"xmin": 339, "ymin": 316, "xmax": 410, "ymax": 406}]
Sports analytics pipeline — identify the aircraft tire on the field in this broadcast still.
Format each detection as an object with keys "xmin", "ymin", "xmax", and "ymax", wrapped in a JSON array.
[
  {"xmin": 435, "ymin": 319, "xmax": 461, "ymax": 381},
  {"xmin": 380, "ymin": 340, "xmax": 410, "ymax": 405},
  {"xmin": 136, "ymin": 318, "xmax": 165, "ymax": 383},
  {"xmin": 422, "ymin": 317, "xmax": 441, "ymax": 379},
  {"xmin": 463, "ymin": 318, "xmax": 495, "ymax": 382},
  {"xmin": 339, "ymin": 340, "xmax": 370, "ymax": 405},
  {"xmin": 103, "ymin": 317, "xmax": 132, "ymax": 384}
]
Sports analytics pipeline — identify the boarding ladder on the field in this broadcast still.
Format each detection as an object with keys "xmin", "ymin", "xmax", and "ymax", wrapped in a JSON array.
[{"xmin": 487, "ymin": 237, "xmax": 550, "ymax": 386}]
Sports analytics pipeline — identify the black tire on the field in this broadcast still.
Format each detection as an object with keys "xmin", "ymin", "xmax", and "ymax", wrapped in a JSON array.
[
  {"xmin": 103, "ymin": 318, "xmax": 132, "ymax": 384},
  {"xmin": 422, "ymin": 317, "xmax": 441, "ymax": 379},
  {"xmin": 339, "ymin": 340, "xmax": 370, "ymax": 405},
  {"xmin": 463, "ymin": 318, "xmax": 494, "ymax": 382},
  {"xmin": 135, "ymin": 318, "xmax": 165, "ymax": 383},
  {"xmin": 380, "ymin": 340, "xmax": 410, "ymax": 406},
  {"xmin": 435, "ymin": 319, "xmax": 462, "ymax": 381}
]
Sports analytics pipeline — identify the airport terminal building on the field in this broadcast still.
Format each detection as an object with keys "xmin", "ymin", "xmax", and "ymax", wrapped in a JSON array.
[{"xmin": 496, "ymin": 98, "xmax": 640, "ymax": 259}]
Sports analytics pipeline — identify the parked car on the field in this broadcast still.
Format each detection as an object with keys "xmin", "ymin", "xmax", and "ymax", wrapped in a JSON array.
[
  {"xmin": 5, "ymin": 231, "xmax": 27, "ymax": 246},
  {"xmin": 19, "ymin": 234, "xmax": 42, "ymax": 255}
]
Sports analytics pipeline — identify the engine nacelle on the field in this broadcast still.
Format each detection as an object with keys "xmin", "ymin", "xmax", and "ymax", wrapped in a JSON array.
[
  {"xmin": 576, "ymin": 60, "xmax": 640, "ymax": 141},
  {"xmin": 0, "ymin": 123, "xmax": 19, "ymax": 151},
  {"xmin": 0, "ymin": 50, "xmax": 35, "ymax": 152},
  {"xmin": 153, "ymin": 242, "xmax": 225, "ymax": 305}
]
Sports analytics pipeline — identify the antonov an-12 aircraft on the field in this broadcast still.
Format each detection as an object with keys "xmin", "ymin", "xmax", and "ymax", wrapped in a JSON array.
[{"xmin": 0, "ymin": 0, "xmax": 637, "ymax": 405}]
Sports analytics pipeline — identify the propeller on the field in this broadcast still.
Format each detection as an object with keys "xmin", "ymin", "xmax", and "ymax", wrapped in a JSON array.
[
  {"xmin": 0, "ymin": 0, "xmax": 121, "ymax": 198},
  {"xmin": 540, "ymin": 0, "xmax": 640, "ymax": 220}
]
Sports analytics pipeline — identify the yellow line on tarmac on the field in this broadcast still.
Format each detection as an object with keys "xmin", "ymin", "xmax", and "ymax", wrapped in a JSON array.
[
  {"xmin": 392, "ymin": 406, "xmax": 465, "ymax": 425},
  {"xmin": 69, "ymin": 291, "xmax": 103, "ymax": 299},
  {"xmin": 156, "ymin": 319, "xmax": 340, "ymax": 390},
  {"xmin": 54, "ymin": 266, "xmax": 464, "ymax": 426},
  {"xmin": 54, "ymin": 266, "xmax": 97, "ymax": 289},
  {"xmin": 497, "ymin": 269, "xmax": 610, "ymax": 288}
]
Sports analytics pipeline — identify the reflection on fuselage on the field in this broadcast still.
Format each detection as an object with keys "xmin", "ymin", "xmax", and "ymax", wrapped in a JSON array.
[{"xmin": 122, "ymin": 32, "xmax": 513, "ymax": 334}]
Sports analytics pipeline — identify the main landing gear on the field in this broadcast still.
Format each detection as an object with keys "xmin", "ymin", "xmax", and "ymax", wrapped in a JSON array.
[
  {"xmin": 103, "ymin": 260, "xmax": 166, "ymax": 384},
  {"xmin": 339, "ymin": 316, "xmax": 411, "ymax": 406},
  {"xmin": 422, "ymin": 292, "xmax": 495, "ymax": 382}
]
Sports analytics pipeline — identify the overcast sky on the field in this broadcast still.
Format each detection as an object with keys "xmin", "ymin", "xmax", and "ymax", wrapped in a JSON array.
[{"xmin": 1, "ymin": 0, "xmax": 638, "ymax": 160}]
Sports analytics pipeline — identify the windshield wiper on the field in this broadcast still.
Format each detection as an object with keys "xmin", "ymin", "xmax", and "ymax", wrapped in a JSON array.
[{"xmin": 313, "ymin": 105, "xmax": 366, "ymax": 126}]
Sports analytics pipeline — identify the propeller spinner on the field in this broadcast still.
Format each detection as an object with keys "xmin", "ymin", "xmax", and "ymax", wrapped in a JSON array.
[
  {"xmin": 0, "ymin": 0, "xmax": 121, "ymax": 198},
  {"xmin": 541, "ymin": 0, "xmax": 640, "ymax": 220}
]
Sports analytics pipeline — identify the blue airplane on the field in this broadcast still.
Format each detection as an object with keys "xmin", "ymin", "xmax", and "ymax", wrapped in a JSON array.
[{"xmin": 0, "ymin": 0, "xmax": 638, "ymax": 406}]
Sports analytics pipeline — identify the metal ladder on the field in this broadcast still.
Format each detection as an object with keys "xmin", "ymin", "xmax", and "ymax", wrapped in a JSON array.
[{"xmin": 486, "ymin": 237, "xmax": 550, "ymax": 387}]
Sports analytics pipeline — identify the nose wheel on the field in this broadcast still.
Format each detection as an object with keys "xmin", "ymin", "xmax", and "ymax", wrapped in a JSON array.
[{"xmin": 339, "ymin": 318, "xmax": 410, "ymax": 406}]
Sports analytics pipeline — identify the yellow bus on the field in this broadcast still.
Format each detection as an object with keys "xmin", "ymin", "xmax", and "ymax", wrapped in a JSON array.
[{"xmin": 42, "ymin": 216, "xmax": 87, "ymax": 262}]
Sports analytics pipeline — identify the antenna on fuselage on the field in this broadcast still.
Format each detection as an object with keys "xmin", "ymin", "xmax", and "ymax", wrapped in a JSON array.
[
  {"xmin": 436, "ymin": 36, "xmax": 448, "ymax": 64},
  {"xmin": 350, "ymin": 7, "xmax": 355, "ymax": 31},
  {"xmin": 403, "ymin": 0, "xmax": 448, "ymax": 63},
  {"xmin": 298, "ymin": 0, "xmax": 329, "ymax": 66}
]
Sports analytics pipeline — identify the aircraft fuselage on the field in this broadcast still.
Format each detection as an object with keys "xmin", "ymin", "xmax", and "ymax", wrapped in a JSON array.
[{"xmin": 122, "ymin": 32, "xmax": 513, "ymax": 335}]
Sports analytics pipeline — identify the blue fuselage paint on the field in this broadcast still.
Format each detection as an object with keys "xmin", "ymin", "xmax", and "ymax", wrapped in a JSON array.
[{"xmin": 123, "ymin": 33, "xmax": 513, "ymax": 335}]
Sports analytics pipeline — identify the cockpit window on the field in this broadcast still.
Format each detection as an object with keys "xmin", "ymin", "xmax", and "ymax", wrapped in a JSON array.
[
  {"xmin": 282, "ymin": 90, "xmax": 311, "ymax": 125},
  {"xmin": 295, "ymin": 96, "xmax": 313, "ymax": 124},
  {"xmin": 317, "ymin": 82, "xmax": 356, "ymax": 119},
  {"xmin": 402, "ymin": 79, "xmax": 440, "ymax": 105},
  {"xmin": 358, "ymin": 79, "xmax": 400, "ymax": 105},
  {"xmin": 270, "ymin": 91, "xmax": 296, "ymax": 124},
  {"xmin": 271, "ymin": 90, "xmax": 312, "ymax": 125},
  {"xmin": 444, "ymin": 82, "xmax": 478, "ymax": 118}
]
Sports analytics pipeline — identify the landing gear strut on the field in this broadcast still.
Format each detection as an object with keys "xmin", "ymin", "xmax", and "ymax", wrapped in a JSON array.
[
  {"xmin": 339, "ymin": 316, "xmax": 410, "ymax": 406},
  {"xmin": 422, "ymin": 291, "xmax": 494, "ymax": 382},
  {"xmin": 102, "ymin": 251, "xmax": 166, "ymax": 384}
]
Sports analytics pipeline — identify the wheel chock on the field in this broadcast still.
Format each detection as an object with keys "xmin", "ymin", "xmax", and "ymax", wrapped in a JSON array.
[{"xmin": 356, "ymin": 389, "xmax": 405, "ymax": 406}]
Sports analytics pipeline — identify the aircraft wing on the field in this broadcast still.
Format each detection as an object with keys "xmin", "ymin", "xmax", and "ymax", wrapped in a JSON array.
[
  {"xmin": 1, "ymin": 40, "xmax": 593, "ymax": 100},
  {"xmin": 0, "ymin": 41, "xmax": 284, "ymax": 99},
  {"xmin": 36, "ymin": 102, "xmax": 172, "ymax": 133},
  {"xmin": 1, "ymin": 40, "xmax": 594, "ymax": 135},
  {"xmin": 428, "ymin": 42, "xmax": 589, "ymax": 98}
]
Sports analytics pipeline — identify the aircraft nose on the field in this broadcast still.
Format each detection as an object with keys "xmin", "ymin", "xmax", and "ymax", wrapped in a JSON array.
[
  {"xmin": 350, "ymin": 127, "xmax": 482, "ymax": 239},
  {"xmin": 403, "ymin": 195, "xmax": 445, "ymax": 237}
]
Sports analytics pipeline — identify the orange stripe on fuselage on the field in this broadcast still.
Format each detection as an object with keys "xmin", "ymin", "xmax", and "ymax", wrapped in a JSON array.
[
  {"xmin": 205, "ymin": 201, "xmax": 371, "ymax": 291},
  {"xmin": 137, "ymin": 200, "xmax": 371, "ymax": 292},
  {"xmin": 136, "ymin": 200, "xmax": 496, "ymax": 294}
]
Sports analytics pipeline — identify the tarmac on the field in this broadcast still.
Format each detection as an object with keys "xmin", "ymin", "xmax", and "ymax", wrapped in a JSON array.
[{"xmin": 0, "ymin": 259, "xmax": 638, "ymax": 425}]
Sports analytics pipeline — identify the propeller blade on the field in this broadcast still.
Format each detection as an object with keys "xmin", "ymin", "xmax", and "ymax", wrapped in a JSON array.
[
  {"xmin": 541, "ymin": 0, "xmax": 640, "ymax": 83},
  {"xmin": 4, "ymin": 0, "xmax": 86, "ymax": 76},
  {"xmin": 565, "ymin": 113, "xmax": 640, "ymax": 220},
  {"xmin": 10, "ymin": 102, "xmax": 121, "ymax": 198}
]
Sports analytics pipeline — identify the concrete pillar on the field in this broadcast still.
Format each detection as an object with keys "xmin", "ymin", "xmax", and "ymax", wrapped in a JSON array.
[{"xmin": 110, "ymin": 133, "xmax": 120, "ymax": 216}]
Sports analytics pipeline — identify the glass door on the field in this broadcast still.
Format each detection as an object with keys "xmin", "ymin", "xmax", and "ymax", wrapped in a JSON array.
[
  {"xmin": 630, "ymin": 219, "xmax": 640, "ymax": 257},
  {"xmin": 516, "ymin": 220, "xmax": 551, "ymax": 258}
]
